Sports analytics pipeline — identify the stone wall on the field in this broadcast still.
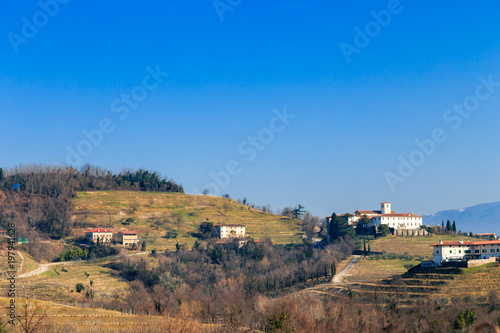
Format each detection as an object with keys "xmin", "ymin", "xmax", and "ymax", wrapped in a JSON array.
[
  {"xmin": 394, "ymin": 229, "xmax": 429, "ymax": 237},
  {"xmin": 467, "ymin": 256, "xmax": 496, "ymax": 268}
]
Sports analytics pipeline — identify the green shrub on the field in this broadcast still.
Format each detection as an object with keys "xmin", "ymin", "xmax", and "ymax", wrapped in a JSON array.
[
  {"xmin": 59, "ymin": 247, "xmax": 88, "ymax": 261},
  {"xmin": 75, "ymin": 283, "xmax": 85, "ymax": 293}
]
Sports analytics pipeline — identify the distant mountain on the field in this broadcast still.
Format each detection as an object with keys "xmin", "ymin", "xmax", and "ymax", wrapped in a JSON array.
[{"xmin": 423, "ymin": 201, "xmax": 500, "ymax": 234}]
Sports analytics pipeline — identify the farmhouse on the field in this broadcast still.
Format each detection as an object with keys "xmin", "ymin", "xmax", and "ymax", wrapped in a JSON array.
[
  {"xmin": 85, "ymin": 229, "xmax": 112, "ymax": 244},
  {"xmin": 328, "ymin": 202, "xmax": 423, "ymax": 230},
  {"xmin": 431, "ymin": 239, "xmax": 500, "ymax": 265},
  {"xmin": 214, "ymin": 223, "xmax": 245, "ymax": 239},
  {"xmin": 118, "ymin": 231, "xmax": 138, "ymax": 246}
]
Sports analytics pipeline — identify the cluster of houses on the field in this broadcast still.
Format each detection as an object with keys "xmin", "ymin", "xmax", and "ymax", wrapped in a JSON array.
[
  {"xmin": 84, "ymin": 223, "xmax": 259, "ymax": 248},
  {"xmin": 327, "ymin": 202, "xmax": 423, "ymax": 235}
]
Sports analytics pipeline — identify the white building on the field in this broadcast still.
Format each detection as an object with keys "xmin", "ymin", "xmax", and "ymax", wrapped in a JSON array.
[
  {"xmin": 85, "ymin": 228, "xmax": 113, "ymax": 244},
  {"xmin": 368, "ymin": 202, "xmax": 422, "ymax": 230},
  {"xmin": 328, "ymin": 202, "xmax": 422, "ymax": 230},
  {"xmin": 214, "ymin": 224, "xmax": 245, "ymax": 239},
  {"xmin": 431, "ymin": 239, "xmax": 500, "ymax": 264}
]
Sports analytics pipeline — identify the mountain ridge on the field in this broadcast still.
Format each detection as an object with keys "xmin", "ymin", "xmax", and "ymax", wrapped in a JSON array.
[{"xmin": 423, "ymin": 201, "xmax": 500, "ymax": 234}]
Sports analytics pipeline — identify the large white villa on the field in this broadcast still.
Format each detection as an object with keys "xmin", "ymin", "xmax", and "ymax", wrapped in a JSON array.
[
  {"xmin": 329, "ymin": 202, "xmax": 422, "ymax": 230},
  {"xmin": 431, "ymin": 239, "xmax": 500, "ymax": 264}
]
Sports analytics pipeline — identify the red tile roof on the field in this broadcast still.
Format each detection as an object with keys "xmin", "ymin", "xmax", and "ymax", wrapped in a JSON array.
[
  {"xmin": 430, "ymin": 240, "xmax": 500, "ymax": 246},
  {"xmin": 377, "ymin": 213, "xmax": 422, "ymax": 218},
  {"xmin": 214, "ymin": 223, "xmax": 245, "ymax": 227},
  {"xmin": 356, "ymin": 210, "xmax": 380, "ymax": 215},
  {"xmin": 86, "ymin": 229, "xmax": 112, "ymax": 233},
  {"xmin": 119, "ymin": 231, "xmax": 137, "ymax": 235}
]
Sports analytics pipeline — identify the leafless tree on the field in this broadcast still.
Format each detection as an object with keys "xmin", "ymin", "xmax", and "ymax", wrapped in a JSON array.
[{"xmin": 15, "ymin": 302, "xmax": 49, "ymax": 333}]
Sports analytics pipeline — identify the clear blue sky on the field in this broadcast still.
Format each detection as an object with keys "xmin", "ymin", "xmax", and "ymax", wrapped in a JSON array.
[{"xmin": 1, "ymin": 0, "xmax": 500, "ymax": 217}]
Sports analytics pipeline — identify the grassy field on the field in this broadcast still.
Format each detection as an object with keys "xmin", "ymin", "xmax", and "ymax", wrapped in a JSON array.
[
  {"xmin": 0, "ymin": 257, "xmax": 130, "ymax": 303},
  {"xmin": 0, "ymin": 250, "xmax": 37, "ymax": 275},
  {"xmin": 0, "ymin": 297, "xmax": 216, "ymax": 332},
  {"xmin": 345, "ymin": 257, "xmax": 420, "ymax": 283},
  {"xmin": 368, "ymin": 234, "xmax": 467, "ymax": 259},
  {"xmin": 71, "ymin": 191, "xmax": 303, "ymax": 250}
]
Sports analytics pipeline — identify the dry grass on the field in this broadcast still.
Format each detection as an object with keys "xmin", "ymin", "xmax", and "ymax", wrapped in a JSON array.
[
  {"xmin": 0, "ymin": 250, "xmax": 37, "ymax": 275},
  {"xmin": 368, "ymin": 234, "xmax": 467, "ymax": 259},
  {"xmin": 0, "ymin": 297, "xmax": 217, "ymax": 332},
  {"xmin": 345, "ymin": 257, "xmax": 420, "ymax": 283},
  {"xmin": 0, "ymin": 259, "xmax": 130, "ymax": 303},
  {"xmin": 72, "ymin": 191, "xmax": 303, "ymax": 250}
]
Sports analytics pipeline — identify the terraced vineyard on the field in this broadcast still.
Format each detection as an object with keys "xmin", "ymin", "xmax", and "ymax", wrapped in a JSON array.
[
  {"xmin": 72, "ymin": 191, "xmax": 303, "ymax": 250},
  {"xmin": 0, "ymin": 258, "xmax": 129, "ymax": 303},
  {"xmin": 0, "ymin": 297, "xmax": 215, "ymax": 332},
  {"xmin": 304, "ymin": 261, "xmax": 500, "ymax": 305}
]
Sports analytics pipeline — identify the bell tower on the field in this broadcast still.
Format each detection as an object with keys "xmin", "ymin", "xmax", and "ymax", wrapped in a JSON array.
[{"xmin": 381, "ymin": 202, "xmax": 391, "ymax": 214}]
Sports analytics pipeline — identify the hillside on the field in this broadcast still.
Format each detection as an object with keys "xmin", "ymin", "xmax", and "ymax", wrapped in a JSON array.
[
  {"xmin": 0, "ymin": 297, "xmax": 215, "ymax": 332},
  {"xmin": 424, "ymin": 201, "xmax": 500, "ymax": 234},
  {"xmin": 71, "ymin": 191, "xmax": 303, "ymax": 249}
]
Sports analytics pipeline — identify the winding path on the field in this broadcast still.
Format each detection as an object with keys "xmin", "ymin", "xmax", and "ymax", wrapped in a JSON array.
[
  {"xmin": 16, "ymin": 251, "xmax": 150, "ymax": 278},
  {"xmin": 17, "ymin": 261, "xmax": 74, "ymax": 278},
  {"xmin": 332, "ymin": 255, "xmax": 360, "ymax": 283}
]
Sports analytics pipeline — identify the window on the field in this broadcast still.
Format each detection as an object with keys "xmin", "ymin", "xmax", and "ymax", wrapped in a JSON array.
[
  {"xmin": 459, "ymin": 250, "xmax": 461, "ymax": 253},
  {"xmin": 483, "ymin": 249, "xmax": 487, "ymax": 253},
  {"xmin": 436, "ymin": 250, "xmax": 439, "ymax": 254},
  {"xmin": 475, "ymin": 250, "xmax": 480, "ymax": 253},
  {"xmin": 492, "ymin": 249, "xmax": 496, "ymax": 253},
  {"xmin": 450, "ymin": 250, "xmax": 452, "ymax": 254}
]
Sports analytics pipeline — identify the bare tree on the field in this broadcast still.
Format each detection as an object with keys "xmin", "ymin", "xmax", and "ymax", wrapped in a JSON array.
[
  {"xmin": 15, "ymin": 302, "xmax": 49, "ymax": 333},
  {"xmin": 130, "ymin": 202, "xmax": 139, "ymax": 214},
  {"xmin": 222, "ymin": 198, "xmax": 231, "ymax": 217},
  {"xmin": 172, "ymin": 212, "xmax": 183, "ymax": 232}
]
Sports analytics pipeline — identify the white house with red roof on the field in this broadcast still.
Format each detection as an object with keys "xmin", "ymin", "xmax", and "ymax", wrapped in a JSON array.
[
  {"xmin": 85, "ymin": 228, "xmax": 112, "ymax": 244},
  {"xmin": 431, "ymin": 239, "xmax": 500, "ymax": 264},
  {"xmin": 215, "ymin": 223, "xmax": 246, "ymax": 239},
  {"xmin": 329, "ymin": 202, "xmax": 422, "ymax": 230},
  {"xmin": 118, "ymin": 231, "xmax": 138, "ymax": 246}
]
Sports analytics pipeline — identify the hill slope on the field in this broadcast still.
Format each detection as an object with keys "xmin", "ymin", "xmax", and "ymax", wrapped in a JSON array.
[
  {"xmin": 71, "ymin": 191, "xmax": 303, "ymax": 249},
  {"xmin": 424, "ymin": 201, "xmax": 500, "ymax": 234}
]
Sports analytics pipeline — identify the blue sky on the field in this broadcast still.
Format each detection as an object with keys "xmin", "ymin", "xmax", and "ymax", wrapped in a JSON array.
[{"xmin": 1, "ymin": 0, "xmax": 500, "ymax": 217}]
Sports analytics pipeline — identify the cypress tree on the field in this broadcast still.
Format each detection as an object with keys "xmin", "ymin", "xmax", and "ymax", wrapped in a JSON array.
[
  {"xmin": 452, "ymin": 221, "xmax": 457, "ymax": 233},
  {"xmin": 446, "ymin": 220, "xmax": 452, "ymax": 232}
]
